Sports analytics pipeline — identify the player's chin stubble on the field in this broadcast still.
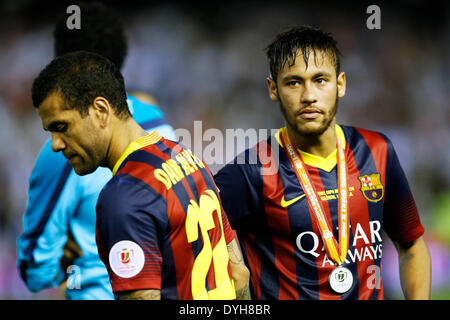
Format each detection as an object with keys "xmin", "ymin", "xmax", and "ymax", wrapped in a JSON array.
[{"xmin": 279, "ymin": 95, "xmax": 339, "ymax": 137}]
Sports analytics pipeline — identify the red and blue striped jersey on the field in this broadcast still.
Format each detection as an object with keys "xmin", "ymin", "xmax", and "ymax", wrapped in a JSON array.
[
  {"xmin": 214, "ymin": 125, "xmax": 424, "ymax": 300},
  {"xmin": 96, "ymin": 131, "xmax": 235, "ymax": 300}
]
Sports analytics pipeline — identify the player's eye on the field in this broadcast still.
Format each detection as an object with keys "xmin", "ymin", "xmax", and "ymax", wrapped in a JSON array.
[
  {"xmin": 287, "ymin": 80, "xmax": 300, "ymax": 87},
  {"xmin": 315, "ymin": 78, "xmax": 327, "ymax": 84},
  {"xmin": 49, "ymin": 122, "xmax": 68, "ymax": 133},
  {"xmin": 57, "ymin": 124, "xmax": 67, "ymax": 132}
]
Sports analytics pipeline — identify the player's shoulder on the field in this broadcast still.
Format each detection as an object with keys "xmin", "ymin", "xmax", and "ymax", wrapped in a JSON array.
[
  {"xmin": 340, "ymin": 125, "xmax": 394, "ymax": 150},
  {"xmin": 97, "ymin": 174, "xmax": 159, "ymax": 218},
  {"xmin": 96, "ymin": 172, "xmax": 172, "ymax": 238},
  {"xmin": 99, "ymin": 173, "xmax": 155, "ymax": 204},
  {"xmin": 215, "ymin": 145, "xmax": 264, "ymax": 188}
]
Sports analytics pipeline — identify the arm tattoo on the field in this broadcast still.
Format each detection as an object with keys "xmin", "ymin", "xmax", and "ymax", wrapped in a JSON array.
[
  {"xmin": 236, "ymin": 284, "xmax": 251, "ymax": 300},
  {"xmin": 227, "ymin": 239, "xmax": 251, "ymax": 300},
  {"xmin": 228, "ymin": 242, "xmax": 244, "ymax": 265}
]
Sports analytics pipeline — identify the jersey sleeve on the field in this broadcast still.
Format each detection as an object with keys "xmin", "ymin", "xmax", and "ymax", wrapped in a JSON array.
[
  {"xmin": 96, "ymin": 176, "xmax": 165, "ymax": 293},
  {"xmin": 16, "ymin": 140, "xmax": 74, "ymax": 291},
  {"xmin": 214, "ymin": 159, "xmax": 261, "ymax": 232},
  {"xmin": 382, "ymin": 136, "xmax": 425, "ymax": 243}
]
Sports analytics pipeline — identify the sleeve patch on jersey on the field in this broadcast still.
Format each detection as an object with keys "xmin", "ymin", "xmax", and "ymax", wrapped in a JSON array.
[{"xmin": 109, "ymin": 240, "xmax": 145, "ymax": 278}]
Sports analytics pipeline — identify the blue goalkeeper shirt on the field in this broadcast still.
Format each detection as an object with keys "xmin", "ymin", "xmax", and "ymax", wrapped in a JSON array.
[{"xmin": 17, "ymin": 94, "xmax": 176, "ymax": 300}]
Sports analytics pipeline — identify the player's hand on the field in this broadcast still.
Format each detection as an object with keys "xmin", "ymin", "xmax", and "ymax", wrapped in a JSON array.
[{"xmin": 60, "ymin": 231, "xmax": 83, "ymax": 272}]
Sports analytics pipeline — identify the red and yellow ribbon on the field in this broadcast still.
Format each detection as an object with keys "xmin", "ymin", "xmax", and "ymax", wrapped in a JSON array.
[{"xmin": 280, "ymin": 128, "xmax": 349, "ymax": 265}]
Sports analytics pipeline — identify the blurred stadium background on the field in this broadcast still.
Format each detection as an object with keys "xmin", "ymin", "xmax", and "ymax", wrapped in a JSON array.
[{"xmin": 0, "ymin": 0, "xmax": 448, "ymax": 299}]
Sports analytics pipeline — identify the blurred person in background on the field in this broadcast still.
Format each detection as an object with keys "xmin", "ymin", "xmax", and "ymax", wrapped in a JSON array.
[
  {"xmin": 214, "ymin": 25, "xmax": 431, "ymax": 300},
  {"xmin": 16, "ymin": 2, "xmax": 176, "ymax": 299}
]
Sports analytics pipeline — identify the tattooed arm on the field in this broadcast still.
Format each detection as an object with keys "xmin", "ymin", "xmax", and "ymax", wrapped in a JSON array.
[
  {"xmin": 118, "ymin": 289, "xmax": 161, "ymax": 300},
  {"xmin": 227, "ymin": 238, "xmax": 251, "ymax": 300},
  {"xmin": 394, "ymin": 236, "xmax": 431, "ymax": 299}
]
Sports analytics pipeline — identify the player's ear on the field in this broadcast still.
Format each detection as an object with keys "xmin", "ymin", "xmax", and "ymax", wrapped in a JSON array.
[
  {"xmin": 267, "ymin": 77, "xmax": 279, "ymax": 102},
  {"xmin": 91, "ymin": 96, "xmax": 112, "ymax": 128},
  {"xmin": 337, "ymin": 72, "xmax": 346, "ymax": 98}
]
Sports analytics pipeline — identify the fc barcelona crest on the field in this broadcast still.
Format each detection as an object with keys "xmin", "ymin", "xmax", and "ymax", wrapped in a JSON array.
[{"xmin": 358, "ymin": 173, "xmax": 384, "ymax": 203}]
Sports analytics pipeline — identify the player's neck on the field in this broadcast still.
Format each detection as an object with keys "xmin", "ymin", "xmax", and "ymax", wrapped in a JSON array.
[
  {"xmin": 286, "ymin": 120, "xmax": 337, "ymax": 158},
  {"xmin": 104, "ymin": 117, "xmax": 148, "ymax": 171}
]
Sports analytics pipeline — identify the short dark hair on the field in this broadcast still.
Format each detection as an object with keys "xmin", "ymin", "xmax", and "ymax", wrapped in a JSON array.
[
  {"xmin": 53, "ymin": 2, "xmax": 128, "ymax": 69},
  {"xmin": 265, "ymin": 25, "xmax": 342, "ymax": 82},
  {"xmin": 32, "ymin": 51, "xmax": 130, "ymax": 119}
]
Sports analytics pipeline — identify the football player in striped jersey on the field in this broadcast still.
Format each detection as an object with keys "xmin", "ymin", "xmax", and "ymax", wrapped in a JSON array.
[
  {"xmin": 31, "ymin": 51, "xmax": 250, "ymax": 300},
  {"xmin": 214, "ymin": 25, "xmax": 431, "ymax": 300}
]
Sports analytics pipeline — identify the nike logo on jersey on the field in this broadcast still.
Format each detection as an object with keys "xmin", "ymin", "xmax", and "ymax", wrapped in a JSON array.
[{"xmin": 280, "ymin": 194, "xmax": 306, "ymax": 207}]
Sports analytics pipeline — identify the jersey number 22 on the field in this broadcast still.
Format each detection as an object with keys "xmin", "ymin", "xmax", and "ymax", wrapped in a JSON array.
[{"xmin": 185, "ymin": 189, "xmax": 236, "ymax": 300}]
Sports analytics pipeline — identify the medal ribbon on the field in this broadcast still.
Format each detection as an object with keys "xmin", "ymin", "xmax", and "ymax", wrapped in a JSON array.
[{"xmin": 280, "ymin": 127, "xmax": 349, "ymax": 265}]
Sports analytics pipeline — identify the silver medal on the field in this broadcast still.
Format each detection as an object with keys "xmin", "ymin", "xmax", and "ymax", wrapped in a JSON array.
[{"xmin": 329, "ymin": 266, "xmax": 353, "ymax": 294}]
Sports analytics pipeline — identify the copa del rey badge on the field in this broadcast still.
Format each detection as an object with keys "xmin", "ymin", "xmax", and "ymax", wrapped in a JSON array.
[
  {"xmin": 109, "ymin": 240, "xmax": 145, "ymax": 278},
  {"xmin": 358, "ymin": 173, "xmax": 384, "ymax": 203}
]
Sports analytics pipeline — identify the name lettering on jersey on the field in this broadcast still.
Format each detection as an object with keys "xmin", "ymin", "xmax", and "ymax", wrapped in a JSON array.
[
  {"xmin": 154, "ymin": 149, "xmax": 205, "ymax": 190},
  {"xmin": 296, "ymin": 220, "xmax": 383, "ymax": 266}
]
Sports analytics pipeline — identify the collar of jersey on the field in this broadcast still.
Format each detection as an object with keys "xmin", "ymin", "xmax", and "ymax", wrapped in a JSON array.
[
  {"xmin": 275, "ymin": 125, "xmax": 346, "ymax": 172},
  {"xmin": 112, "ymin": 130, "xmax": 162, "ymax": 176}
]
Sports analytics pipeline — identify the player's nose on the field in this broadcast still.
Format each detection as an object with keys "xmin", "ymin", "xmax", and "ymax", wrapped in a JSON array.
[
  {"xmin": 51, "ymin": 133, "xmax": 66, "ymax": 153},
  {"xmin": 301, "ymin": 82, "xmax": 318, "ymax": 104}
]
